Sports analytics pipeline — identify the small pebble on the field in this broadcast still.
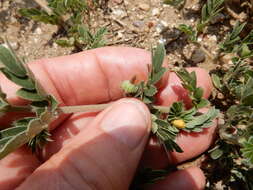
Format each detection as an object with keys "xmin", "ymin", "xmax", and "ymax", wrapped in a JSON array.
[
  {"xmin": 208, "ymin": 35, "xmax": 217, "ymax": 42},
  {"xmin": 35, "ymin": 27, "xmax": 42, "ymax": 35},
  {"xmin": 160, "ymin": 20, "xmax": 168, "ymax": 27},
  {"xmin": 53, "ymin": 42, "xmax": 58, "ymax": 48},
  {"xmin": 112, "ymin": 0, "xmax": 123, "ymax": 4},
  {"xmin": 158, "ymin": 38, "xmax": 166, "ymax": 44},
  {"xmin": 210, "ymin": 13, "xmax": 225, "ymax": 24},
  {"xmin": 156, "ymin": 22, "xmax": 166, "ymax": 33},
  {"xmin": 191, "ymin": 49, "xmax": 206, "ymax": 63},
  {"xmin": 147, "ymin": 22, "xmax": 155, "ymax": 28},
  {"xmin": 112, "ymin": 9, "xmax": 125, "ymax": 17},
  {"xmin": 133, "ymin": 20, "xmax": 145, "ymax": 28},
  {"xmin": 117, "ymin": 32, "xmax": 123, "ymax": 39},
  {"xmin": 152, "ymin": 8, "xmax": 160, "ymax": 16},
  {"xmin": 139, "ymin": 3, "xmax": 150, "ymax": 11}
]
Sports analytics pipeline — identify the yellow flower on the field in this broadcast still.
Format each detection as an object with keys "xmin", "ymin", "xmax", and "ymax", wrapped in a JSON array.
[{"xmin": 172, "ymin": 119, "xmax": 186, "ymax": 129}]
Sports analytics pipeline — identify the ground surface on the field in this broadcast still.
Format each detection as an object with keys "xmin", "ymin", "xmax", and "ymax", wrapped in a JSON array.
[{"xmin": 0, "ymin": 0, "xmax": 225, "ymax": 69}]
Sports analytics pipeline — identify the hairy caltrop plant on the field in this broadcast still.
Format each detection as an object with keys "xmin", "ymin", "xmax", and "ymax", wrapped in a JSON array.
[{"xmin": 0, "ymin": 43, "xmax": 218, "ymax": 164}]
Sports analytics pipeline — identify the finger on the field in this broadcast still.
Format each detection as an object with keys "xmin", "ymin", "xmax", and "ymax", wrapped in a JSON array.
[
  {"xmin": 0, "ymin": 147, "xmax": 40, "ymax": 190},
  {"xmin": 17, "ymin": 99, "xmax": 151, "ymax": 190},
  {"xmin": 42, "ymin": 112, "xmax": 98, "ymax": 160},
  {"xmin": 0, "ymin": 47, "xmax": 168, "ymax": 128},
  {"xmin": 146, "ymin": 167, "xmax": 206, "ymax": 190}
]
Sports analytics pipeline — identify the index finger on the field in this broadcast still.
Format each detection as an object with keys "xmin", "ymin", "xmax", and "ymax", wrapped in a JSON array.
[
  {"xmin": 0, "ymin": 47, "xmax": 168, "ymax": 127},
  {"xmin": 1, "ymin": 47, "xmax": 150, "ymax": 105}
]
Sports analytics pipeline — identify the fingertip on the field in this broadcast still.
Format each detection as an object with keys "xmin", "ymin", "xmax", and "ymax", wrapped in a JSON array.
[
  {"xmin": 99, "ymin": 98, "xmax": 151, "ymax": 151},
  {"xmin": 147, "ymin": 167, "xmax": 206, "ymax": 190},
  {"xmin": 168, "ymin": 118, "xmax": 217, "ymax": 164}
]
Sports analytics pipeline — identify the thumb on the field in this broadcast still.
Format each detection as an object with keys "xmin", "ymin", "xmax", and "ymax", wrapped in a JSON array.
[{"xmin": 17, "ymin": 99, "xmax": 151, "ymax": 190}]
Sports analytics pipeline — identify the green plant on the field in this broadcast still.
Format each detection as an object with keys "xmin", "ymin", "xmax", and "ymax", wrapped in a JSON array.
[
  {"xmin": 197, "ymin": 0, "xmax": 224, "ymax": 32},
  {"xmin": 0, "ymin": 43, "xmax": 218, "ymax": 164},
  {"xmin": 220, "ymin": 22, "xmax": 253, "ymax": 58},
  {"xmin": 121, "ymin": 44, "xmax": 218, "ymax": 153},
  {"xmin": 19, "ymin": 0, "xmax": 107, "ymax": 50},
  {"xmin": 206, "ymin": 58, "xmax": 253, "ymax": 188}
]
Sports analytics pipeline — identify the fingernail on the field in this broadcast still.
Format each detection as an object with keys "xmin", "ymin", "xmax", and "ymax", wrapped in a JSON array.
[{"xmin": 100, "ymin": 99, "xmax": 150, "ymax": 150}]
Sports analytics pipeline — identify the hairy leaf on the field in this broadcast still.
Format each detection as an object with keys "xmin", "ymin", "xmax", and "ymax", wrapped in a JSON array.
[
  {"xmin": 0, "ymin": 45, "xmax": 26, "ymax": 77},
  {"xmin": 242, "ymin": 137, "xmax": 253, "ymax": 164},
  {"xmin": 0, "ymin": 68, "xmax": 35, "ymax": 90}
]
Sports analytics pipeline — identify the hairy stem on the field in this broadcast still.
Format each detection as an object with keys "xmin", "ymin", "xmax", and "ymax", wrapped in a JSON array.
[
  {"xmin": 7, "ymin": 106, "xmax": 32, "ymax": 113},
  {"xmin": 58, "ymin": 104, "xmax": 171, "ymax": 114}
]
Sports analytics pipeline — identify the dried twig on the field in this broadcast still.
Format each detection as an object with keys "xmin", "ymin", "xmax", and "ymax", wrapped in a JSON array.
[{"xmin": 33, "ymin": 0, "xmax": 53, "ymax": 15}]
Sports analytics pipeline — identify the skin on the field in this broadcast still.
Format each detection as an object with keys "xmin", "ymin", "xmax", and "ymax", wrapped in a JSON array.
[{"xmin": 0, "ymin": 47, "xmax": 216, "ymax": 190}]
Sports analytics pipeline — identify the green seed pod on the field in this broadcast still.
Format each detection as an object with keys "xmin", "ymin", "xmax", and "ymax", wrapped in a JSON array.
[{"xmin": 121, "ymin": 80, "xmax": 139, "ymax": 94}]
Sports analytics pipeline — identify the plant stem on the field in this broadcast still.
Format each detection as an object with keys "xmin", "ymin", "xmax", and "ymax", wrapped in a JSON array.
[
  {"xmin": 7, "ymin": 106, "xmax": 32, "ymax": 113},
  {"xmin": 58, "ymin": 104, "xmax": 171, "ymax": 114},
  {"xmin": 59, "ymin": 103, "xmax": 110, "ymax": 113}
]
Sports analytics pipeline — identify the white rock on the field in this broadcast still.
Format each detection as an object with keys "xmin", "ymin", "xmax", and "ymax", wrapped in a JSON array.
[
  {"xmin": 160, "ymin": 20, "xmax": 168, "ymax": 27},
  {"xmin": 35, "ymin": 27, "xmax": 42, "ymax": 35},
  {"xmin": 152, "ymin": 8, "xmax": 160, "ymax": 16},
  {"xmin": 113, "ymin": 9, "xmax": 125, "ymax": 17},
  {"xmin": 209, "ymin": 35, "xmax": 217, "ymax": 42}
]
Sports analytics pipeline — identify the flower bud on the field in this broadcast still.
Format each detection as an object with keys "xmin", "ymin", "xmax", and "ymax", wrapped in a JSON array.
[{"xmin": 172, "ymin": 119, "xmax": 186, "ymax": 129}]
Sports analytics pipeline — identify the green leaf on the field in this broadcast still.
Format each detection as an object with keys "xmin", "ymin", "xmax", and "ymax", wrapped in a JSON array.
[
  {"xmin": 152, "ymin": 44, "xmax": 165, "ymax": 73},
  {"xmin": 167, "ymin": 102, "xmax": 184, "ymax": 121},
  {"xmin": 178, "ymin": 24, "xmax": 197, "ymax": 42},
  {"xmin": 150, "ymin": 67, "xmax": 166, "ymax": 84},
  {"xmin": 198, "ymin": 0, "xmax": 224, "ymax": 32},
  {"xmin": 210, "ymin": 148, "xmax": 223, "ymax": 159},
  {"xmin": 0, "ymin": 45, "xmax": 26, "ymax": 77},
  {"xmin": 242, "ymin": 137, "xmax": 253, "ymax": 164},
  {"xmin": 16, "ymin": 88, "xmax": 46, "ymax": 101},
  {"xmin": 239, "ymin": 44, "xmax": 253, "ymax": 58},
  {"xmin": 175, "ymin": 69, "xmax": 196, "ymax": 92},
  {"xmin": 144, "ymin": 85, "xmax": 158, "ymax": 97},
  {"xmin": 220, "ymin": 22, "xmax": 246, "ymax": 53},
  {"xmin": 0, "ymin": 129, "xmax": 28, "ymax": 159},
  {"xmin": 196, "ymin": 99, "xmax": 209, "ymax": 109},
  {"xmin": 156, "ymin": 125, "xmax": 181, "ymax": 151},
  {"xmin": 0, "ymin": 126, "xmax": 26, "ymax": 139},
  {"xmin": 0, "ymin": 68, "xmax": 35, "ymax": 90},
  {"xmin": 241, "ymin": 78, "xmax": 253, "ymax": 106},
  {"xmin": 194, "ymin": 87, "xmax": 204, "ymax": 100},
  {"xmin": 49, "ymin": 95, "xmax": 59, "ymax": 112},
  {"xmin": 0, "ymin": 137, "xmax": 12, "ymax": 149},
  {"xmin": 211, "ymin": 74, "xmax": 222, "ymax": 89},
  {"xmin": 19, "ymin": 8, "xmax": 58, "ymax": 25},
  {"xmin": 185, "ymin": 107, "xmax": 219, "ymax": 131},
  {"xmin": 55, "ymin": 39, "xmax": 74, "ymax": 47}
]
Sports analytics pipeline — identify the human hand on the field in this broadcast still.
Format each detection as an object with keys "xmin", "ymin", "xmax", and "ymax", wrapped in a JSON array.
[{"xmin": 0, "ymin": 47, "xmax": 216, "ymax": 190}]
